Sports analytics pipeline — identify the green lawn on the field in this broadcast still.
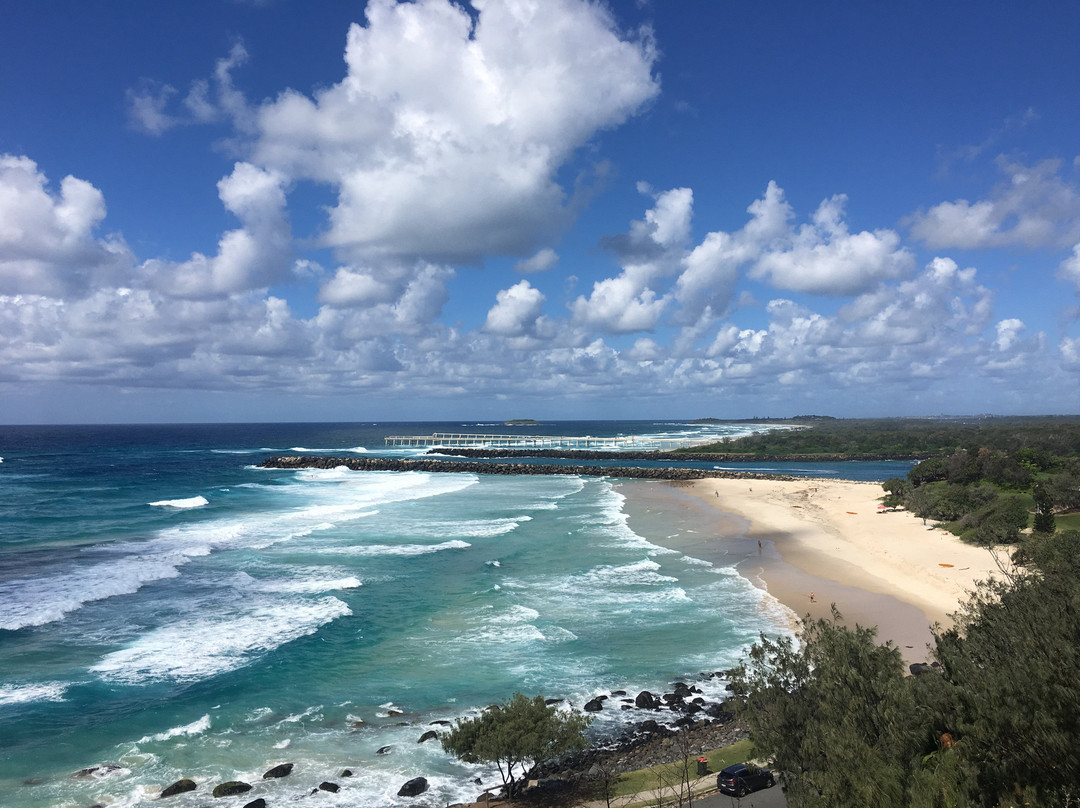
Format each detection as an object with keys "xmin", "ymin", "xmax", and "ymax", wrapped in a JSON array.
[{"xmin": 611, "ymin": 739, "xmax": 757, "ymax": 798}]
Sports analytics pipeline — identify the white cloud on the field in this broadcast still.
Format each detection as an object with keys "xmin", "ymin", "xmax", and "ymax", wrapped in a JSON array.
[
  {"xmin": 910, "ymin": 158, "xmax": 1080, "ymax": 249},
  {"xmin": 1059, "ymin": 243, "xmax": 1080, "ymax": 290},
  {"xmin": 126, "ymin": 43, "xmax": 251, "ymax": 135},
  {"xmin": 994, "ymin": 318, "xmax": 1025, "ymax": 351},
  {"xmin": 144, "ymin": 162, "xmax": 291, "ymax": 299},
  {"xmin": 750, "ymin": 194, "xmax": 914, "ymax": 295},
  {"xmin": 484, "ymin": 280, "xmax": 546, "ymax": 336},
  {"xmin": 248, "ymin": 0, "xmax": 659, "ymax": 266},
  {"xmin": 0, "ymin": 155, "xmax": 130, "ymax": 296},
  {"xmin": 673, "ymin": 181, "xmax": 792, "ymax": 321},
  {"xmin": 515, "ymin": 247, "xmax": 559, "ymax": 274},
  {"xmin": 570, "ymin": 273, "xmax": 665, "ymax": 333}
]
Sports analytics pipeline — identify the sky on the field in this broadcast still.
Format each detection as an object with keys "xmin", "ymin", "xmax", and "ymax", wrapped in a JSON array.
[{"xmin": 2, "ymin": 0, "xmax": 1080, "ymax": 424}]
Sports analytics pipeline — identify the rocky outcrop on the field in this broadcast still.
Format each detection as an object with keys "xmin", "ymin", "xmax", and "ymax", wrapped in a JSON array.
[
  {"xmin": 318, "ymin": 781, "xmax": 340, "ymax": 793},
  {"xmin": 397, "ymin": 776, "xmax": 430, "ymax": 797},
  {"xmin": 427, "ymin": 448, "xmax": 930, "ymax": 462},
  {"xmin": 417, "ymin": 730, "xmax": 439, "ymax": 743},
  {"xmin": 584, "ymin": 697, "xmax": 605, "ymax": 712},
  {"xmin": 259, "ymin": 455, "xmax": 800, "ymax": 482},
  {"xmin": 159, "ymin": 778, "xmax": 197, "ymax": 798},
  {"xmin": 212, "ymin": 781, "xmax": 252, "ymax": 798},
  {"xmin": 242, "ymin": 800, "xmax": 266, "ymax": 808},
  {"xmin": 635, "ymin": 690, "xmax": 660, "ymax": 710},
  {"xmin": 262, "ymin": 763, "xmax": 293, "ymax": 779}
]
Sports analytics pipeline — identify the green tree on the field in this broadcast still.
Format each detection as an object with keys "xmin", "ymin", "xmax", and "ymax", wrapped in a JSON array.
[
  {"xmin": 932, "ymin": 539, "xmax": 1080, "ymax": 806},
  {"xmin": 1032, "ymin": 482, "xmax": 1055, "ymax": 535},
  {"xmin": 441, "ymin": 693, "xmax": 590, "ymax": 797},
  {"xmin": 729, "ymin": 609, "xmax": 924, "ymax": 807},
  {"xmin": 881, "ymin": 477, "xmax": 912, "ymax": 509}
]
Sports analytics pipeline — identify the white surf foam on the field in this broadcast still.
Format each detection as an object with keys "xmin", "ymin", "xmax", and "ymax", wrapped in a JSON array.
[
  {"xmin": 0, "ymin": 681, "xmax": 68, "ymax": 705},
  {"xmin": 0, "ymin": 553, "xmax": 184, "ymax": 631},
  {"xmin": 149, "ymin": 495, "xmax": 209, "ymax": 509},
  {"xmin": 138, "ymin": 714, "xmax": 211, "ymax": 743},
  {"xmin": 90, "ymin": 597, "xmax": 352, "ymax": 683},
  {"xmin": 326, "ymin": 539, "xmax": 471, "ymax": 557}
]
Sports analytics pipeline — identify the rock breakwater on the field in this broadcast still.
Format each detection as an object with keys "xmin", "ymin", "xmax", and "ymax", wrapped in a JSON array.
[
  {"xmin": 428, "ymin": 447, "xmax": 928, "ymax": 462},
  {"xmin": 258, "ymin": 455, "xmax": 800, "ymax": 482}
]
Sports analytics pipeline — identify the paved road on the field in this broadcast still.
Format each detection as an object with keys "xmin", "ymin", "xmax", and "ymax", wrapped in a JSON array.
[{"xmin": 693, "ymin": 783, "xmax": 788, "ymax": 808}]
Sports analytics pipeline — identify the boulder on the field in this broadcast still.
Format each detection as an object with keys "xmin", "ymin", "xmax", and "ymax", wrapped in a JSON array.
[
  {"xmin": 583, "ymin": 698, "xmax": 604, "ymax": 712},
  {"xmin": 73, "ymin": 764, "xmax": 124, "ymax": 780},
  {"xmin": 242, "ymin": 800, "xmax": 266, "ymax": 808},
  {"xmin": 418, "ymin": 730, "xmax": 439, "ymax": 743},
  {"xmin": 212, "ymin": 781, "xmax": 252, "ymax": 798},
  {"xmin": 909, "ymin": 662, "xmax": 936, "ymax": 676},
  {"xmin": 635, "ymin": 690, "xmax": 659, "ymax": 710},
  {"xmin": 319, "ymin": 782, "xmax": 340, "ymax": 793},
  {"xmin": 262, "ymin": 763, "xmax": 294, "ymax": 779},
  {"xmin": 397, "ymin": 776, "xmax": 430, "ymax": 797},
  {"xmin": 377, "ymin": 745, "xmax": 393, "ymax": 755},
  {"xmin": 160, "ymin": 778, "xmax": 197, "ymax": 798},
  {"xmin": 341, "ymin": 769, "xmax": 354, "ymax": 777}
]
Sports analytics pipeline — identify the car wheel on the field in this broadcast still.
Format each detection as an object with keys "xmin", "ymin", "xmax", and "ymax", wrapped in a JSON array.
[
  {"xmin": 768, "ymin": 775, "xmax": 775, "ymax": 787},
  {"xmin": 736, "ymin": 785, "xmax": 746, "ymax": 798}
]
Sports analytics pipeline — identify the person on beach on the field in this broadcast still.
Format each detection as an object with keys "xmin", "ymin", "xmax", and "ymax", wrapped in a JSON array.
[{"xmin": 809, "ymin": 592, "xmax": 815, "ymax": 603}]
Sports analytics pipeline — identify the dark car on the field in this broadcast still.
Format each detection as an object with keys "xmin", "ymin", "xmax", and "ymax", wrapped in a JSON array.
[{"xmin": 716, "ymin": 763, "xmax": 775, "ymax": 797}]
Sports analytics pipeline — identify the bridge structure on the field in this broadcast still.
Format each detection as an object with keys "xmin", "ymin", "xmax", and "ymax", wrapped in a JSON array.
[{"xmin": 383, "ymin": 432, "xmax": 696, "ymax": 450}]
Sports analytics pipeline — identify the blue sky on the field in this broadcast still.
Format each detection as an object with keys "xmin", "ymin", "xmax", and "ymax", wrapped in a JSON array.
[{"xmin": 2, "ymin": 0, "xmax": 1079, "ymax": 423}]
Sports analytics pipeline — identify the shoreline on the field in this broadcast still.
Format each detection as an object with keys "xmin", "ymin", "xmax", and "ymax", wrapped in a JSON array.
[
  {"xmin": 622, "ymin": 477, "xmax": 1006, "ymax": 666},
  {"xmin": 685, "ymin": 477, "xmax": 1007, "ymax": 664}
]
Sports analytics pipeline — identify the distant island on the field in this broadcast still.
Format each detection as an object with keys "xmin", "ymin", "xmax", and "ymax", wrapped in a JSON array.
[{"xmin": 504, "ymin": 419, "xmax": 541, "ymax": 425}]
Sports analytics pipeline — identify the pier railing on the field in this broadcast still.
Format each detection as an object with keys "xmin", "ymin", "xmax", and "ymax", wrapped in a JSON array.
[{"xmin": 384, "ymin": 432, "xmax": 695, "ymax": 450}]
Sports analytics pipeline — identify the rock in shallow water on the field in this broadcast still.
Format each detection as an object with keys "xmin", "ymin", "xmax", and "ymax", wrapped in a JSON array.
[
  {"xmin": 212, "ymin": 781, "xmax": 252, "ymax": 798},
  {"xmin": 398, "ymin": 776, "xmax": 429, "ymax": 797},
  {"xmin": 263, "ymin": 762, "xmax": 294, "ymax": 778},
  {"xmin": 159, "ymin": 778, "xmax": 197, "ymax": 798}
]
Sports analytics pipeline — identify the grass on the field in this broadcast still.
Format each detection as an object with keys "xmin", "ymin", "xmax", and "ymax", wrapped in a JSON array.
[
  {"xmin": 611, "ymin": 739, "xmax": 757, "ymax": 798},
  {"xmin": 1056, "ymin": 512, "xmax": 1080, "ymax": 532}
]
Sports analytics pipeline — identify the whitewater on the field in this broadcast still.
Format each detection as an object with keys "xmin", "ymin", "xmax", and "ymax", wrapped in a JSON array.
[{"xmin": 0, "ymin": 421, "xmax": 881, "ymax": 807}]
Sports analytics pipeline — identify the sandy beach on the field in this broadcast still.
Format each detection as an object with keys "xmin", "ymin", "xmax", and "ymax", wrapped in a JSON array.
[
  {"xmin": 682, "ymin": 476, "xmax": 1008, "ymax": 664},
  {"xmin": 622, "ymin": 475, "xmax": 1007, "ymax": 666}
]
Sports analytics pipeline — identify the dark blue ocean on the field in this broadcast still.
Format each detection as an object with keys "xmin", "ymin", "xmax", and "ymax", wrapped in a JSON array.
[{"xmin": 0, "ymin": 422, "xmax": 910, "ymax": 807}]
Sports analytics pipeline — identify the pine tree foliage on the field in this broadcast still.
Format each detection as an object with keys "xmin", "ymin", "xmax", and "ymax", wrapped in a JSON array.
[{"xmin": 730, "ymin": 532, "xmax": 1080, "ymax": 808}]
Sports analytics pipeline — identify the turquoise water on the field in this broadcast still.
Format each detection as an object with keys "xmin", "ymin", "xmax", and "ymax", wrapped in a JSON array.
[{"xmin": 0, "ymin": 422, "xmax": 899, "ymax": 807}]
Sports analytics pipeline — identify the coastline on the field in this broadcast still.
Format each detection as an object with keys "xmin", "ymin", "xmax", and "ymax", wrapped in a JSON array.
[{"xmin": 622, "ymin": 477, "xmax": 1006, "ymax": 666}]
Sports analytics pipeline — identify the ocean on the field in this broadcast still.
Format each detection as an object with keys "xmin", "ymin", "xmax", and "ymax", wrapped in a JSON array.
[{"xmin": 0, "ymin": 422, "xmax": 910, "ymax": 807}]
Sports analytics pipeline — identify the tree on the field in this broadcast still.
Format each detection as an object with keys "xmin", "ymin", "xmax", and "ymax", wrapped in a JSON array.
[
  {"xmin": 881, "ymin": 477, "xmax": 912, "ymax": 510},
  {"xmin": 441, "ymin": 693, "xmax": 590, "ymax": 797},
  {"xmin": 731, "ymin": 535, "xmax": 1080, "ymax": 808},
  {"xmin": 728, "ymin": 609, "xmax": 923, "ymax": 808},
  {"xmin": 1032, "ymin": 481, "xmax": 1056, "ymax": 535}
]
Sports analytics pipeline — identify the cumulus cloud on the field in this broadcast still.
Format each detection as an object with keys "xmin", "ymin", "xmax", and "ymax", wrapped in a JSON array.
[
  {"xmin": 0, "ymin": 155, "xmax": 131, "ymax": 296},
  {"xmin": 910, "ymin": 158, "xmax": 1080, "ymax": 249},
  {"xmin": 144, "ymin": 162, "xmax": 292, "ymax": 299},
  {"xmin": 1059, "ymin": 243, "xmax": 1080, "ymax": 290},
  {"xmin": 673, "ymin": 181, "xmax": 791, "ymax": 321},
  {"xmin": 484, "ymin": 279, "xmax": 546, "ymax": 336},
  {"xmin": 248, "ymin": 0, "xmax": 659, "ymax": 267},
  {"xmin": 750, "ymin": 193, "xmax": 914, "ymax": 295}
]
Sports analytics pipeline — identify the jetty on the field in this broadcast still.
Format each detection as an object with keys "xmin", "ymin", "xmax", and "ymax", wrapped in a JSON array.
[{"xmin": 384, "ymin": 432, "xmax": 696, "ymax": 450}]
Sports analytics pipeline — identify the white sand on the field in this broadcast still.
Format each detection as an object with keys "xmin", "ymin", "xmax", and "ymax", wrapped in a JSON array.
[{"xmin": 682, "ymin": 477, "xmax": 1009, "ymax": 660}]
